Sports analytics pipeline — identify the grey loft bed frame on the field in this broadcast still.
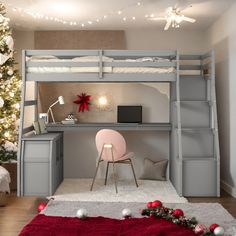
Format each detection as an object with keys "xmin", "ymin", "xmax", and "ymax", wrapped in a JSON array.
[{"xmin": 18, "ymin": 49, "xmax": 220, "ymax": 197}]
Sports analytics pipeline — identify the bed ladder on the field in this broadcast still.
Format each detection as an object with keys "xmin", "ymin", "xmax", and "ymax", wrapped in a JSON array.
[
  {"xmin": 171, "ymin": 50, "xmax": 220, "ymax": 197},
  {"xmin": 17, "ymin": 50, "xmax": 38, "ymax": 196}
]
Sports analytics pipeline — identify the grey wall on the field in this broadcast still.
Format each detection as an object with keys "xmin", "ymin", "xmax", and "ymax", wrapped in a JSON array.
[{"xmin": 206, "ymin": 2, "xmax": 236, "ymax": 197}]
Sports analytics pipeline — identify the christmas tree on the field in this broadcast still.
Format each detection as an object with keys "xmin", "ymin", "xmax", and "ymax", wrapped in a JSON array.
[{"xmin": 0, "ymin": 3, "xmax": 21, "ymax": 162}]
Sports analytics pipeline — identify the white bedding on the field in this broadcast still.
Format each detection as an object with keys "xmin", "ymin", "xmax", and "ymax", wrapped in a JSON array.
[
  {"xmin": 0, "ymin": 166, "xmax": 10, "ymax": 193},
  {"xmin": 26, "ymin": 55, "xmax": 201, "ymax": 75},
  {"xmin": 27, "ymin": 67, "xmax": 175, "ymax": 74}
]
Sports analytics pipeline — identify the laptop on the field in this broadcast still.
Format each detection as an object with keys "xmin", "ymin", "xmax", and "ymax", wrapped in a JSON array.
[{"xmin": 117, "ymin": 105, "xmax": 142, "ymax": 123}]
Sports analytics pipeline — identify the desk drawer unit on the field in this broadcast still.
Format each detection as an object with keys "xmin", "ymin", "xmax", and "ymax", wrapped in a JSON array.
[{"xmin": 21, "ymin": 133, "xmax": 63, "ymax": 196}]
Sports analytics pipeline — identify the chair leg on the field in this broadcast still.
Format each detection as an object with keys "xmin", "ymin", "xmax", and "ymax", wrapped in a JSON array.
[
  {"xmin": 111, "ymin": 149, "xmax": 118, "ymax": 193},
  {"xmin": 129, "ymin": 159, "xmax": 138, "ymax": 187},
  {"xmin": 90, "ymin": 160, "xmax": 101, "ymax": 191},
  {"xmin": 90, "ymin": 147, "xmax": 104, "ymax": 191},
  {"xmin": 104, "ymin": 162, "xmax": 109, "ymax": 185}
]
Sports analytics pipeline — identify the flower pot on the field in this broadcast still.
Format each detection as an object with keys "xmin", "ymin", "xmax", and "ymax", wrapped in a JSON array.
[
  {"xmin": 0, "ymin": 192, "xmax": 7, "ymax": 206},
  {"xmin": 0, "ymin": 162, "xmax": 17, "ymax": 191}
]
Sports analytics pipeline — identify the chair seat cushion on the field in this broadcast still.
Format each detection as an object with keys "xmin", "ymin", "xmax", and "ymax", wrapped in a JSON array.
[{"xmin": 116, "ymin": 152, "xmax": 134, "ymax": 161}]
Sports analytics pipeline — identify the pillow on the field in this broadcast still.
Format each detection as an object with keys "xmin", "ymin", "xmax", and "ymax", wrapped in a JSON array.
[
  {"xmin": 26, "ymin": 55, "xmax": 58, "ymax": 61},
  {"xmin": 72, "ymin": 56, "xmax": 113, "ymax": 62},
  {"xmin": 140, "ymin": 158, "xmax": 168, "ymax": 181}
]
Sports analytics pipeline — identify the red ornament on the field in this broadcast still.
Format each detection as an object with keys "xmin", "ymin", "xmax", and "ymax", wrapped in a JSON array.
[
  {"xmin": 73, "ymin": 93, "xmax": 91, "ymax": 112},
  {"xmin": 172, "ymin": 209, "xmax": 184, "ymax": 218},
  {"xmin": 146, "ymin": 202, "xmax": 153, "ymax": 208},
  {"xmin": 194, "ymin": 224, "xmax": 207, "ymax": 235},
  {"xmin": 209, "ymin": 223, "xmax": 219, "ymax": 232},
  {"xmin": 151, "ymin": 200, "xmax": 162, "ymax": 208},
  {"xmin": 37, "ymin": 203, "xmax": 47, "ymax": 213},
  {"xmin": 149, "ymin": 212, "xmax": 155, "ymax": 218}
]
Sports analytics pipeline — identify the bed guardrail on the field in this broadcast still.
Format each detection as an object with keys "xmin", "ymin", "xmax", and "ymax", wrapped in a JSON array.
[{"xmin": 24, "ymin": 50, "xmax": 178, "ymax": 82}]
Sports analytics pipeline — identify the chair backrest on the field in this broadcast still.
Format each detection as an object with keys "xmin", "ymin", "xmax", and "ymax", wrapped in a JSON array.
[{"xmin": 95, "ymin": 129, "xmax": 127, "ymax": 161}]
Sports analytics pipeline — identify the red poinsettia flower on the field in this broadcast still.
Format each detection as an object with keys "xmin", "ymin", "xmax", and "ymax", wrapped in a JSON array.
[{"xmin": 73, "ymin": 93, "xmax": 91, "ymax": 112}]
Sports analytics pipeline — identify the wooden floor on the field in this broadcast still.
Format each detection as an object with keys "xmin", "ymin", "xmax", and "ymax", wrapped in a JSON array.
[{"xmin": 0, "ymin": 190, "xmax": 235, "ymax": 236}]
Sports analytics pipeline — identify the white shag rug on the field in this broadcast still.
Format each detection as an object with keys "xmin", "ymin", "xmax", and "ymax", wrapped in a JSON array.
[{"xmin": 51, "ymin": 178, "xmax": 187, "ymax": 203}]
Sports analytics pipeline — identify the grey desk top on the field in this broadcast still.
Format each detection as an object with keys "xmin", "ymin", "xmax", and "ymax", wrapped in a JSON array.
[
  {"xmin": 46, "ymin": 122, "xmax": 171, "ymax": 131},
  {"xmin": 22, "ymin": 132, "xmax": 62, "ymax": 141}
]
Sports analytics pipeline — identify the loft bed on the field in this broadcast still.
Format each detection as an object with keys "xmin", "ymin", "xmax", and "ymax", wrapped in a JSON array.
[
  {"xmin": 24, "ymin": 50, "xmax": 206, "ymax": 83},
  {"xmin": 18, "ymin": 49, "xmax": 220, "ymax": 198}
]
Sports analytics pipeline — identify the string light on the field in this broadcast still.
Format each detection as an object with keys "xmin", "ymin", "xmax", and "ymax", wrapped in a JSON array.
[{"xmin": 4, "ymin": 0, "xmax": 146, "ymax": 28}]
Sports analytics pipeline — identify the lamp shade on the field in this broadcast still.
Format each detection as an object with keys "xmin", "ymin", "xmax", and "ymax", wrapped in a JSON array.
[{"xmin": 58, "ymin": 96, "xmax": 65, "ymax": 105}]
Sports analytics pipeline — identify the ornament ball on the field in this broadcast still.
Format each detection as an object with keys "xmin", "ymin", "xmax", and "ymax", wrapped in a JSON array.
[
  {"xmin": 146, "ymin": 202, "xmax": 153, "ymax": 208},
  {"xmin": 151, "ymin": 200, "xmax": 162, "ymax": 208},
  {"xmin": 76, "ymin": 208, "xmax": 88, "ymax": 219},
  {"xmin": 213, "ymin": 226, "xmax": 224, "ymax": 236},
  {"xmin": 122, "ymin": 208, "xmax": 132, "ymax": 218},
  {"xmin": 209, "ymin": 223, "xmax": 219, "ymax": 232},
  {"xmin": 37, "ymin": 203, "xmax": 46, "ymax": 213},
  {"xmin": 172, "ymin": 209, "xmax": 184, "ymax": 218},
  {"xmin": 194, "ymin": 224, "xmax": 208, "ymax": 235}
]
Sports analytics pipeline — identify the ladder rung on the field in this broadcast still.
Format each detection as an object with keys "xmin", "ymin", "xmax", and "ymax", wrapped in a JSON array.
[
  {"xmin": 182, "ymin": 156, "xmax": 216, "ymax": 161},
  {"xmin": 176, "ymin": 127, "xmax": 213, "ymax": 132},
  {"xmin": 24, "ymin": 100, "xmax": 37, "ymax": 106},
  {"xmin": 178, "ymin": 100, "xmax": 209, "ymax": 102},
  {"xmin": 180, "ymin": 75, "xmax": 204, "ymax": 79},
  {"xmin": 180, "ymin": 65, "xmax": 201, "ymax": 70}
]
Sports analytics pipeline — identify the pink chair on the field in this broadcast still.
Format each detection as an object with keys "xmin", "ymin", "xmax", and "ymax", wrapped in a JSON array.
[{"xmin": 90, "ymin": 129, "xmax": 138, "ymax": 193}]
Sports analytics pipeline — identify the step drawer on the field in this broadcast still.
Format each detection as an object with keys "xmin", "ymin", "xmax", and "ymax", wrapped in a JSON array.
[
  {"xmin": 181, "ymin": 130, "xmax": 214, "ymax": 157},
  {"xmin": 180, "ymin": 76, "xmax": 207, "ymax": 100},
  {"xmin": 174, "ymin": 101, "xmax": 210, "ymax": 127},
  {"xmin": 183, "ymin": 159, "xmax": 217, "ymax": 196},
  {"xmin": 24, "ymin": 141, "xmax": 50, "ymax": 160}
]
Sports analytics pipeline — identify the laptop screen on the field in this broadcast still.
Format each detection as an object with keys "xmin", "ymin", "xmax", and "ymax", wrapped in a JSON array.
[{"xmin": 117, "ymin": 106, "xmax": 142, "ymax": 123}]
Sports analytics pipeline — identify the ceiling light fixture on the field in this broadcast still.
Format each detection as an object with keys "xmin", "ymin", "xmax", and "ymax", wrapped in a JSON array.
[{"xmin": 148, "ymin": 6, "xmax": 196, "ymax": 31}]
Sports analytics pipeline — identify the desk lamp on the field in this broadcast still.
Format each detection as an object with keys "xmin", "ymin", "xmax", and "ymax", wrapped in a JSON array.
[{"xmin": 47, "ymin": 96, "xmax": 65, "ymax": 123}]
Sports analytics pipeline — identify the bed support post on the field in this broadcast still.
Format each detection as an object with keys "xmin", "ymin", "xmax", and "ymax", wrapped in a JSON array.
[
  {"xmin": 176, "ymin": 50, "xmax": 183, "ymax": 196},
  {"xmin": 17, "ymin": 50, "xmax": 26, "ymax": 196},
  {"xmin": 99, "ymin": 50, "xmax": 103, "ymax": 79},
  {"xmin": 210, "ymin": 50, "xmax": 220, "ymax": 197}
]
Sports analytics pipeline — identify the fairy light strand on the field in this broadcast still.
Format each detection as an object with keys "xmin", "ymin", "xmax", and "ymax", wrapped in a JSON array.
[{"xmin": 4, "ymin": 1, "xmax": 145, "ymax": 28}]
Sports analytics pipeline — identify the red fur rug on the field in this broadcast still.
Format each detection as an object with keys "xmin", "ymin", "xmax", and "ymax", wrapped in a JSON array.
[{"xmin": 19, "ymin": 214, "xmax": 195, "ymax": 236}]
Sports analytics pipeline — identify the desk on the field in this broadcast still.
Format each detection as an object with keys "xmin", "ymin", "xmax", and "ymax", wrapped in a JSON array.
[{"xmin": 46, "ymin": 122, "xmax": 171, "ymax": 132}]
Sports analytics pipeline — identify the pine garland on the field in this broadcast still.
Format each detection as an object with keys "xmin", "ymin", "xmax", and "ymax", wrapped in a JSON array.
[{"xmin": 140, "ymin": 200, "xmax": 223, "ymax": 235}]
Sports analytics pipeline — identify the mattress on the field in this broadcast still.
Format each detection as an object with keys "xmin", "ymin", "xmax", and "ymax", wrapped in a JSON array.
[
  {"xmin": 26, "ymin": 55, "xmax": 201, "ymax": 75},
  {"xmin": 27, "ymin": 67, "xmax": 175, "ymax": 74}
]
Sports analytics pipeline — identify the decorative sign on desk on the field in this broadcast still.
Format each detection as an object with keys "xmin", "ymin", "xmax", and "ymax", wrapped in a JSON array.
[{"xmin": 61, "ymin": 113, "xmax": 78, "ymax": 125}]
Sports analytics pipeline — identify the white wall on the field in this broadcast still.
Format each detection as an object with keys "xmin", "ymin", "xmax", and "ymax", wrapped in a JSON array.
[
  {"xmin": 206, "ymin": 3, "xmax": 236, "ymax": 197},
  {"xmin": 125, "ymin": 29, "xmax": 208, "ymax": 53},
  {"xmin": 12, "ymin": 30, "xmax": 34, "ymax": 73}
]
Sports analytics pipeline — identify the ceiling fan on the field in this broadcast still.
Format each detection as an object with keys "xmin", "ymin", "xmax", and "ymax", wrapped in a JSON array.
[{"xmin": 148, "ymin": 6, "xmax": 196, "ymax": 31}]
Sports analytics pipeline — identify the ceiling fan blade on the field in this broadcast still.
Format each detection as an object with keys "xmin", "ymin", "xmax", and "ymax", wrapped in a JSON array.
[
  {"xmin": 182, "ymin": 16, "xmax": 196, "ymax": 23},
  {"xmin": 148, "ymin": 17, "xmax": 166, "ymax": 21},
  {"xmin": 164, "ymin": 20, "xmax": 171, "ymax": 31}
]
